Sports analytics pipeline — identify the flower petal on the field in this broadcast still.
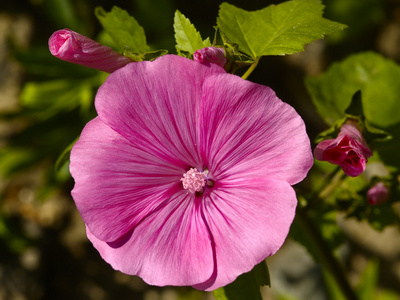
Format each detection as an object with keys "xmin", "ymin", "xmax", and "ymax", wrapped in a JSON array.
[
  {"xmin": 86, "ymin": 192, "xmax": 214, "ymax": 287},
  {"xmin": 94, "ymin": 55, "xmax": 226, "ymax": 170},
  {"xmin": 194, "ymin": 178, "xmax": 297, "ymax": 290},
  {"xmin": 70, "ymin": 117, "xmax": 185, "ymax": 242},
  {"xmin": 198, "ymin": 74, "xmax": 313, "ymax": 185}
]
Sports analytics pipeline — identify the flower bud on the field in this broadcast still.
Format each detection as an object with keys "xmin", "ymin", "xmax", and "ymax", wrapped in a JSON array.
[
  {"xmin": 367, "ymin": 182, "xmax": 389, "ymax": 205},
  {"xmin": 314, "ymin": 122, "xmax": 372, "ymax": 177},
  {"xmin": 49, "ymin": 29, "xmax": 133, "ymax": 73},
  {"xmin": 193, "ymin": 47, "xmax": 227, "ymax": 68}
]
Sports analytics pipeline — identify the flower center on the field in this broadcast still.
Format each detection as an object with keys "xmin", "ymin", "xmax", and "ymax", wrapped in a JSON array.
[{"xmin": 181, "ymin": 168, "xmax": 209, "ymax": 193}]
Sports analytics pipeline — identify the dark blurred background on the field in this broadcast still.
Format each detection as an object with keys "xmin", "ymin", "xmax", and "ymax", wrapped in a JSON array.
[{"xmin": 1, "ymin": 0, "xmax": 400, "ymax": 299}]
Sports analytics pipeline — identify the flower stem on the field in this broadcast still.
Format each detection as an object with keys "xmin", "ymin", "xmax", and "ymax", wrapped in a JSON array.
[
  {"xmin": 241, "ymin": 57, "xmax": 260, "ymax": 80},
  {"xmin": 306, "ymin": 165, "xmax": 344, "ymax": 209},
  {"xmin": 294, "ymin": 207, "xmax": 360, "ymax": 300}
]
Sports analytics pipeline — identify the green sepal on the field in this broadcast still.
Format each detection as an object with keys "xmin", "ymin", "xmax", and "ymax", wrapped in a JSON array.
[
  {"xmin": 122, "ymin": 47, "xmax": 168, "ymax": 62},
  {"xmin": 363, "ymin": 121, "xmax": 392, "ymax": 144},
  {"xmin": 213, "ymin": 261, "xmax": 270, "ymax": 300},
  {"xmin": 218, "ymin": 27, "xmax": 255, "ymax": 73},
  {"xmin": 314, "ymin": 119, "xmax": 345, "ymax": 144}
]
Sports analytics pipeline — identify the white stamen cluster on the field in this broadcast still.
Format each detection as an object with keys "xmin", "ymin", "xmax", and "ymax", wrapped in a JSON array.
[{"xmin": 181, "ymin": 168, "xmax": 208, "ymax": 193}]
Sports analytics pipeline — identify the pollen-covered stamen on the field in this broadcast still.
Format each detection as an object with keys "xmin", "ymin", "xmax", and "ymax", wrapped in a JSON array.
[{"xmin": 181, "ymin": 168, "xmax": 208, "ymax": 193}]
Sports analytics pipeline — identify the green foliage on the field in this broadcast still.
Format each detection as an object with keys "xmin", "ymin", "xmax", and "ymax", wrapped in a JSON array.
[
  {"xmin": 95, "ymin": 6, "xmax": 150, "ymax": 54},
  {"xmin": 20, "ymin": 79, "xmax": 94, "ymax": 120},
  {"xmin": 41, "ymin": 0, "xmax": 82, "ymax": 32},
  {"xmin": 0, "ymin": 147, "xmax": 40, "ymax": 178},
  {"xmin": 322, "ymin": 270, "xmax": 346, "ymax": 300},
  {"xmin": 305, "ymin": 52, "xmax": 400, "ymax": 128},
  {"xmin": 356, "ymin": 259, "xmax": 379, "ymax": 300},
  {"xmin": 306, "ymin": 52, "xmax": 400, "ymax": 169},
  {"xmin": 291, "ymin": 204, "xmax": 344, "ymax": 263},
  {"xmin": 217, "ymin": 0, "xmax": 346, "ymax": 59},
  {"xmin": 314, "ymin": 90, "xmax": 392, "ymax": 144},
  {"xmin": 173, "ymin": 10, "xmax": 211, "ymax": 56},
  {"xmin": 213, "ymin": 261, "xmax": 270, "ymax": 300}
]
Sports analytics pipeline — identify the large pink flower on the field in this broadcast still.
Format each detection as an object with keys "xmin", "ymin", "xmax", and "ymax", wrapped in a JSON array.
[
  {"xmin": 49, "ymin": 29, "xmax": 132, "ymax": 73},
  {"xmin": 70, "ymin": 55, "xmax": 313, "ymax": 290},
  {"xmin": 314, "ymin": 122, "xmax": 372, "ymax": 177}
]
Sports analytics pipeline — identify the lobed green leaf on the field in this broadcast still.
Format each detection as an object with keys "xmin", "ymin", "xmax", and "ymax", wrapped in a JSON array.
[
  {"xmin": 305, "ymin": 52, "xmax": 400, "ymax": 128},
  {"xmin": 217, "ymin": 0, "xmax": 346, "ymax": 58}
]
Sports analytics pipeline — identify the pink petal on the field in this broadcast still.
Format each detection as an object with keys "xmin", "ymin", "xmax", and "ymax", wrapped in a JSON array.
[
  {"xmin": 198, "ymin": 74, "xmax": 313, "ymax": 185},
  {"xmin": 194, "ymin": 178, "xmax": 297, "ymax": 290},
  {"xmin": 86, "ymin": 191, "xmax": 214, "ymax": 287},
  {"xmin": 49, "ymin": 29, "xmax": 133, "ymax": 73},
  {"xmin": 70, "ymin": 117, "xmax": 185, "ymax": 242},
  {"xmin": 94, "ymin": 55, "xmax": 226, "ymax": 169},
  {"xmin": 314, "ymin": 139, "xmax": 337, "ymax": 161}
]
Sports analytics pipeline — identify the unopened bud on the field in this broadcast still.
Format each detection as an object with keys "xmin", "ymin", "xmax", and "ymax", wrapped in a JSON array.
[
  {"xmin": 193, "ymin": 47, "xmax": 227, "ymax": 68},
  {"xmin": 49, "ymin": 29, "xmax": 133, "ymax": 73}
]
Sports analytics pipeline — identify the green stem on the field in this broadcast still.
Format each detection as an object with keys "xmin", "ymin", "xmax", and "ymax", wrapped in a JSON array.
[
  {"xmin": 241, "ymin": 57, "xmax": 260, "ymax": 80},
  {"xmin": 295, "ymin": 207, "xmax": 359, "ymax": 300},
  {"xmin": 306, "ymin": 166, "xmax": 345, "ymax": 209}
]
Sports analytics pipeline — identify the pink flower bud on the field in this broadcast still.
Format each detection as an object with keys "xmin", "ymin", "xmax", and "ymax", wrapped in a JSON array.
[
  {"xmin": 367, "ymin": 182, "xmax": 389, "ymax": 205},
  {"xmin": 314, "ymin": 122, "xmax": 372, "ymax": 177},
  {"xmin": 193, "ymin": 47, "xmax": 227, "ymax": 68},
  {"xmin": 49, "ymin": 29, "xmax": 133, "ymax": 73}
]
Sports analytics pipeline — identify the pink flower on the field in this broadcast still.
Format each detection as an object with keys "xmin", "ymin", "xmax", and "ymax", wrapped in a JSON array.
[
  {"xmin": 314, "ymin": 122, "xmax": 372, "ymax": 177},
  {"xmin": 49, "ymin": 29, "xmax": 133, "ymax": 73},
  {"xmin": 193, "ymin": 47, "xmax": 227, "ymax": 68},
  {"xmin": 367, "ymin": 182, "xmax": 389, "ymax": 205},
  {"xmin": 70, "ymin": 55, "xmax": 313, "ymax": 290}
]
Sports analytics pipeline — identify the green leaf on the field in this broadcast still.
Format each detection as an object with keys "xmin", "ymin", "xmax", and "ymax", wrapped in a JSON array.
[
  {"xmin": 213, "ymin": 261, "xmax": 270, "ymax": 300},
  {"xmin": 173, "ymin": 10, "xmax": 211, "ymax": 56},
  {"xmin": 305, "ymin": 51, "xmax": 400, "ymax": 128},
  {"xmin": 95, "ymin": 6, "xmax": 150, "ymax": 54},
  {"xmin": 217, "ymin": 0, "xmax": 346, "ymax": 58}
]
